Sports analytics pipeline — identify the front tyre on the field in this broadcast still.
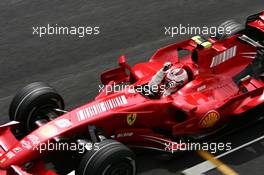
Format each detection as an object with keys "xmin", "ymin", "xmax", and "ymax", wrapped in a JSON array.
[
  {"xmin": 77, "ymin": 139, "xmax": 136, "ymax": 175},
  {"xmin": 9, "ymin": 82, "xmax": 64, "ymax": 134}
]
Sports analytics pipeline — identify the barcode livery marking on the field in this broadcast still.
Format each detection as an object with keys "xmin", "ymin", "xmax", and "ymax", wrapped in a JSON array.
[
  {"xmin": 210, "ymin": 46, "xmax": 237, "ymax": 68},
  {"xmin": 77, "ymin": 95, "xmax": 128, "ymax": 121}
]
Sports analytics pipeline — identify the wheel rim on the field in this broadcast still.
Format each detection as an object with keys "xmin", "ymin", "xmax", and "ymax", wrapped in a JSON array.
[{"xmin": 26, "ymin": 100, "xmax": 60, "ymax": 132}]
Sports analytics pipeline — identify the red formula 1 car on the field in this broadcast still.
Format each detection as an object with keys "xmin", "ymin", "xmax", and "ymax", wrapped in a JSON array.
[{"xmin": 0, "ymin": 12, "xmax": 264, "ymax": 175}]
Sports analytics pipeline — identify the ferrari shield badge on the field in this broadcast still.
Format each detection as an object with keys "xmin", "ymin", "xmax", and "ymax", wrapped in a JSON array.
[
  {"xmin": 127, "ymin": 113, "xmax": 137, "ymax": 126},
  {"xmin": 200, "ymin": 110, "xmax": 220, "ymax": 128}
]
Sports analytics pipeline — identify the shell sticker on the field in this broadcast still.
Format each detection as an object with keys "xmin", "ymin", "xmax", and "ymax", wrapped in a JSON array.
[{"xmin": 200, "ymin": 110, "xmax": 220, "ymax": 128}]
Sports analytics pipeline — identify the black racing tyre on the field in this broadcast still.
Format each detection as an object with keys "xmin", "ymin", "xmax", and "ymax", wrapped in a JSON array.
[
  {"xmin": 77, "ymin": 139, "xmax": 136, "ymax": 175},
  {"xmin": 9, "ymin": 82, "xmax": 64, "ymax": 133},
  {"xmin": 214, "ymin": 20, "xmax": 244, "ymax": 40}
]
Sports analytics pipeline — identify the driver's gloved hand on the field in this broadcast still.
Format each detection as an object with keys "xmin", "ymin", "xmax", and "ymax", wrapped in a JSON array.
[{"xmin": 162, "ymin": 62, "xmax": 172, "ymax": 72}]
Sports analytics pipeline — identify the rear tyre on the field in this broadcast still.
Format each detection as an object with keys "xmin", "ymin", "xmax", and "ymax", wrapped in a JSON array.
[
  {"xmin": 9, "ymin": 82, "xmax": 64, "ymax": 134},
  {"xmin": 77, "ymin": 139, "xmax": 136, "ymax": 175},
  {"xmin": 214, "ymin": 20, "xmax": 244, "ymax": 40}
]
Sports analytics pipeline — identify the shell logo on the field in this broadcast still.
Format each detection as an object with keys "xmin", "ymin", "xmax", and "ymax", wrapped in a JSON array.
[{"xmin": 200, "ymin": 110, "xmax": 220, "ymax": 128}]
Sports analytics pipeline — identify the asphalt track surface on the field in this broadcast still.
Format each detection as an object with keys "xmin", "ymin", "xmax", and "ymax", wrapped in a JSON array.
[{"xmin": 1, "ymin": 0, "xmax": 264, "ymax": 174}]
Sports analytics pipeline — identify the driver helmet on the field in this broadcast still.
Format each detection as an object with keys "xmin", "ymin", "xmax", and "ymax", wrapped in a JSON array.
[{"xmin": 165, "ymin": 67, "xmax": 188, "ymax": 83}]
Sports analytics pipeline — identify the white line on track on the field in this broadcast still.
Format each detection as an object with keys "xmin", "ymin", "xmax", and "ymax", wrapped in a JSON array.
[{"xmin": 182, "ymin": 134, "xmax": 264, "ymax": 175}]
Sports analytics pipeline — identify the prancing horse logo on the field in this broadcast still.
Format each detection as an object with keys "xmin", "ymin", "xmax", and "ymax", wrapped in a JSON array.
[{"xmin": 127, "ymin": 113, "xmax": 137, "ymax": 126}]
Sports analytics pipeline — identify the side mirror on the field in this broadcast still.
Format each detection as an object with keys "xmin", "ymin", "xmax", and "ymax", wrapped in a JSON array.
[
  {"xmin": 118, "ymin": 55, "xmax": 132, "ymax": 71},
  {"xmin": 119, "ymin": 55, "xmax": 126, "ymax": 66},
  {"xmin": 100, "ymin": 67, "xmax": 129, "ymax": 85},
  {"xmin": 238, "ymin": 75, "xmax": 251, "ymax": 85},
  {"xmin": 100, "ymin": 55, "xmax": 133, "ymax": 85}
]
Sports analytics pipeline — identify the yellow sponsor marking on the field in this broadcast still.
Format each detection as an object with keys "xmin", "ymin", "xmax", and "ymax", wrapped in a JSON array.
[
  {"xmin": 197, "ymin": 150, "xmax": 239, "ymax": 175},
  {"xmin": 200, "ymin": 110, "xmax": 220, "ymax": 128},
  {"xmin": 0, "ymin": 158, "xmax": 6, "ymax": 163},
  {"xmin": 127, "ymin": 113, "xmax": 137, "ymax": 126}
]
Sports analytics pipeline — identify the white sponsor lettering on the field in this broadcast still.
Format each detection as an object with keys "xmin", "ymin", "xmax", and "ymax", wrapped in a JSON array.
[
  {"xmin": 197, "ymin": 85, "xmax": 206, "ymax": 92},
  {"xmin": 117, "ymin": 132, "xmax": 134, "ymax": 138},
  {"xmin": 77, "ymin": 95, "xmax": 128, "ymax": 121},
  {"xmin": 210, "ymin": 46, "xmax": 237, "ymax": 68},
  {"xmin": 28, "ymin": 135, "xmax": 40, "ymax": 146},
  {"xmin": 54, "ymin": 119, "xmax": 72, "ymax": 128},
  {"xmin": 21, "ymin": 140, "xmax": 32, "ymax": 149},
  {"xmin": 6, "ymin": 152, "xmax": 15, "ymax": 159}
]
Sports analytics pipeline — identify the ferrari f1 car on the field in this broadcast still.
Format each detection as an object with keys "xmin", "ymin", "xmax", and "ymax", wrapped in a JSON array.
[{"xmin": 0, "ymin": 11, "xmax": 264, "ymax": 175}]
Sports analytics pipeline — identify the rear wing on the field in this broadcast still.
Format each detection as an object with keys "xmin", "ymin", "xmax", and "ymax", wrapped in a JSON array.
[
  {"xmin": 246, "ymin": 11, "xmax": 264, "ymax": 32},
  {"xmin": 192, "ymin": 35, "xmax": 257, "ymax": 75},
  {"xmin": 244, "ymin": 11, "xmax": 264, "ymax": 46},
  {"xmin": 149, "ymin": 39, "xmax": 193, "ymax": 63}
]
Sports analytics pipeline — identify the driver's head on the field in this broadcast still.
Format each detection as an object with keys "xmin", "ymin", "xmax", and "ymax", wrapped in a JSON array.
[{"xmin": 165, "ymin": 67, "xmax": 188, "ymax": 83}]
